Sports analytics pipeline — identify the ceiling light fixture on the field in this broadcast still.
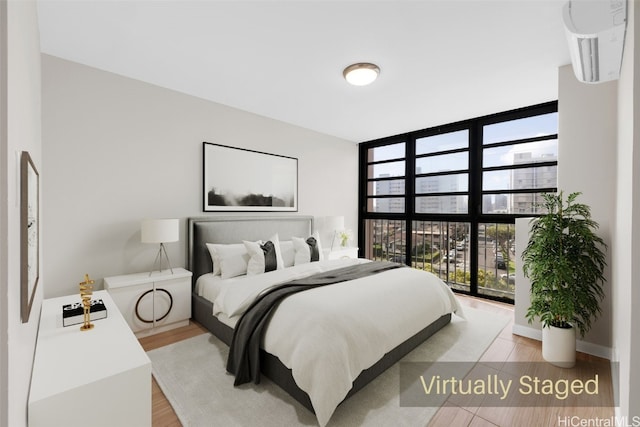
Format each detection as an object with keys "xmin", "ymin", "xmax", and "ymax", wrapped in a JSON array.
[{"xmin": 343, "ymin": 63, "xmax": 380, "ymax": 86}]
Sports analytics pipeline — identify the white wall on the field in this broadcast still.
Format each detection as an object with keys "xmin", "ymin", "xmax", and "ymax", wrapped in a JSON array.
[
  {"xmin": 613, "ymin": 0, "xmax": 640, "ymax": 417},
  {"xmin": 556, "ymin": 63, "xmax": 617, "ymax": 352},
  {"xmin": 1, "ymin": 1, "xmax": 43, "ymax": 427},
  {"xmin": 41, "ymin": 55, "xmax": 358, "ymax": 298},
  {"xmin": 513, "ymin": 218, "xmax": 535, "ymax": 336},
  {"xmin": 0, "ymin": 2, "xmax": 6, "ymax": 425},
  {"xmin": 513, "ymin": 64, "xmax": 617, "ymax": 357}
]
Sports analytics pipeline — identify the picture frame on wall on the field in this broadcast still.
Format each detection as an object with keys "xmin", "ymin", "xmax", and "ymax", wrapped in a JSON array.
[
  {"xmin": 21, "ymin": 151, "xmax": 39, "ymax": 323},
  {"xmin": 203, "ymin": 142, "xmax": 298, "ymax": 212}
]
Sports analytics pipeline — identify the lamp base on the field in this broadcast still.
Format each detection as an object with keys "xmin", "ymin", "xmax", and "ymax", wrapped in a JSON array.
[{"xmin": 149, "ymin": 243, "xmax": 174, "ymax": 276}]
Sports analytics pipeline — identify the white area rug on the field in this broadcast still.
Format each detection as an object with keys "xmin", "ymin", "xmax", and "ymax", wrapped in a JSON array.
[{"xmin": 148, "ymin": 307, "xmax": 510, "ymax": 427}]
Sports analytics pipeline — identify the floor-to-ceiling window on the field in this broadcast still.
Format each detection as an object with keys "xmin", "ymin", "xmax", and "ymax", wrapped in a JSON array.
[{"xmin": 358, "ymin": 101, "xmax": 558, "ymax": 302}]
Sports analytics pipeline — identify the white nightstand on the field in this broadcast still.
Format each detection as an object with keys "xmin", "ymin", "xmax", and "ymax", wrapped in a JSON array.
[
  {"xmin": 29, "ymin": 290, "xmax": 151, "ymax": 427},
  {"xmin": 325, "ymin": 247, "xmax": 359, "ymax": 260},
  {"xmin": 104, "ymin": 268, "xmax": 192, "ymax": 337}
]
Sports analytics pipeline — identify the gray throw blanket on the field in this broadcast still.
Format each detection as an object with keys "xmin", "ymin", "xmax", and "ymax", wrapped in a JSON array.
[{"xmin": 226, "ymin": 261, "xmax": 404, "ymax": 386}]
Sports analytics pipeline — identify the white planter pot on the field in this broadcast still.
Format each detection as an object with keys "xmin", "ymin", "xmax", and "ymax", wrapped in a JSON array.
[{"xmin": 542, "ymin": 325, "xmax": 576, "ymax": 368}]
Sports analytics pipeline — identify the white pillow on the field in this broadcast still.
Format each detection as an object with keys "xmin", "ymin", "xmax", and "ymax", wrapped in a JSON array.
[
  {"xmin": 244, "ymin": 234, "xmax": 284, "ymax": 275},
  {"xmin": 292, "ymin": 232, "xmax": 324, "ymax": 265},
  {"xmin": 280, "ymin": 240, "xmax": 295, "ymax": 268},
  {"xmin": 206, "ymin": 243, "xmax": 250, "ymax": 279},
  {"xmin": 219, "ymin": 254, "xmax": 251, "ymax": 279}
]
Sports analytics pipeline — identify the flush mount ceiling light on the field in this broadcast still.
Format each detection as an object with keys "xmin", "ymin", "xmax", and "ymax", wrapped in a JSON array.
[{"xmin": 343, "ymin": 63, "xmax": 380, "ymax": 86}]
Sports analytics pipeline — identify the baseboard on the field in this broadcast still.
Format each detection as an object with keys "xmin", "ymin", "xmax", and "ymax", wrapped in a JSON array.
[
  {"xmin": 511, "ymin": 324, "xmax": 613, "ymax": 360},
  {"xmin": 511, "ymin": 323, "xmax": 542, "ymax": 341},
  {"xmin": 611, "ymin": 347, "xmax": 621, "ymax": 415},
  {"xmin": 577, "ymin": 337, "xmax": 614, "ymax": 361}
]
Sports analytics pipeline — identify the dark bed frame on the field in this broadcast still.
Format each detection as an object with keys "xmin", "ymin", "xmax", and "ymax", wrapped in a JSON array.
[{"xmin": 187, "ymin": 216, "xmax": 451, "ymax": 413}]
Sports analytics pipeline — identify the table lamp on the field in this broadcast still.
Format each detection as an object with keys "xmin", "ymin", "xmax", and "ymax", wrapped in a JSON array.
[
  {"xmin": 141, "ymin": 218, "xmax": 179, "ymax": 275},
  {"xmin": 315, "ymin": 216, "xmax": 345, "ymax": 251}
]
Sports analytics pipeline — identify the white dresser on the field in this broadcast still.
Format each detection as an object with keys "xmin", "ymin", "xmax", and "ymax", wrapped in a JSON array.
[
  {"xmin": 104, "ymin": 268, "xmax": 192, "ymax": 337},
  {"xmin": 28, "ymin": 290, "xmax": 151, "ymax": 427}
]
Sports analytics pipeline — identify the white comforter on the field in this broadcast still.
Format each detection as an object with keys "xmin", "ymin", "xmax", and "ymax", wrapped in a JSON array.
[{"xmin": 202, "ymin": 258, "xmax": 462, "ymax": 426}]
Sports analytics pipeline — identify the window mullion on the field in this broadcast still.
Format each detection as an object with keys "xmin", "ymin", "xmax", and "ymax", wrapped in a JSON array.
[
  {"xmin": 405, "ymin": 135, "xmax": 415, "ymax": 266},
  {"xmin": 469, "ymin": 122, "xmax": 482, "ymax": 295}
]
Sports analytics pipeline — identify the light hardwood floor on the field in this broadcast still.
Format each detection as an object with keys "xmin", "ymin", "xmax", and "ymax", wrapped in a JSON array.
[
  {"xmin": 428, "ymin": 296, "xmax": 614, "ymax": 427},
  {"xmin": 138, "ymin": 295, "xmax": 614, "ymax": 427}
]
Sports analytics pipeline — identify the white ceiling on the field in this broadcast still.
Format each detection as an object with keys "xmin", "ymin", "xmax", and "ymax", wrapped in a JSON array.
[{"xmin": 36, "ymin": 0, "xmax": 571, "ymax": 142}]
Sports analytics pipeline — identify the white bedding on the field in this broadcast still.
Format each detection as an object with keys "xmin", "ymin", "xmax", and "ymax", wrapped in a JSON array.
[{"xmin": 198, "ymin": 258, "xmax": 463, "ymax": 426}]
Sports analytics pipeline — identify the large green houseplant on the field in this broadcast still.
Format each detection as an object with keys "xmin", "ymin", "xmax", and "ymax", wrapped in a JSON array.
[{"xmin": 521, "ymin": 192, "xmax": 607, "ymax": 367}]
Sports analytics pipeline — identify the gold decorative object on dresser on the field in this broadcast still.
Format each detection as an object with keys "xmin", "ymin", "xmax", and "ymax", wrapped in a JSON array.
[{"xmin": 78, "ymin": 273, "xmax": 95, "ymax": 331}]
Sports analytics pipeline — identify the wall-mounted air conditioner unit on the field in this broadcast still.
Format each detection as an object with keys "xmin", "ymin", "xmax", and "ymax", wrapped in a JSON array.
[{"xmin": 563, "ymin": 0, "xmax": 627, "ymax": 84}]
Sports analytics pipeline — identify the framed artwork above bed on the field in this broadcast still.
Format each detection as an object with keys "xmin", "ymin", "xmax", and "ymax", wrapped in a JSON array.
[{"xmin": 203, "ymin": 142, "xmax": 298, "ymax": 212}]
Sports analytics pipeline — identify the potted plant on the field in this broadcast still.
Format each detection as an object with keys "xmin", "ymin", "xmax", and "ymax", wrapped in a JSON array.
[{"xmin": 521, "ymin": 191, "xmax": 607, "ymax": 368}]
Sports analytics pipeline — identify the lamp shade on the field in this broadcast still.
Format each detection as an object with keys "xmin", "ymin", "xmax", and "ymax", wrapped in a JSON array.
[
  {"xmin": 315, "ymin": 216, "xmax": 345, "ymax": 249},
  {"xmin": 141, "ymin": 219, "xmax": 179, "ymax": 243}
]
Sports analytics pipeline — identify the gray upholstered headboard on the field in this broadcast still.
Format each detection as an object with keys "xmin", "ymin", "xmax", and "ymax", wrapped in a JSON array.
[{"xmin": 187, "ymin": 216, "xmax": 314, "ymax": 286}]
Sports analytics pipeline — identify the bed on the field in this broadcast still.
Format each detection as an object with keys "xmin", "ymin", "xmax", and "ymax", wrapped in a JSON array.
[{"xmin": 188, "ymin": 216, "xmax": 461, "ymax": 426}]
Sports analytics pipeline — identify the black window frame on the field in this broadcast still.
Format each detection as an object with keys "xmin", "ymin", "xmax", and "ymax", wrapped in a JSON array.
[{"xmin": 358, "ymin": 101, "xmax": 558, "ymax": 303}]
